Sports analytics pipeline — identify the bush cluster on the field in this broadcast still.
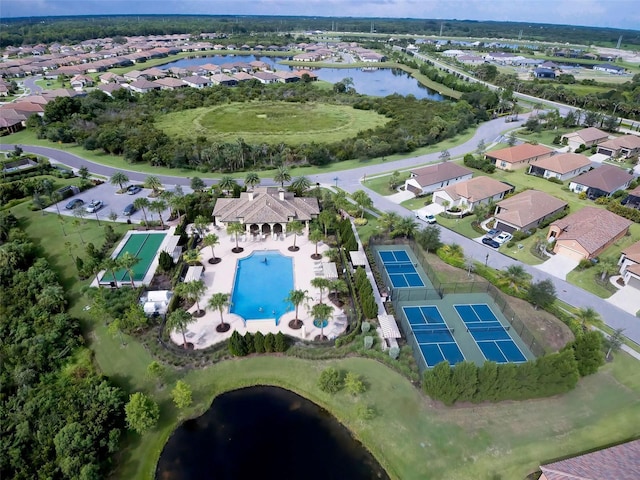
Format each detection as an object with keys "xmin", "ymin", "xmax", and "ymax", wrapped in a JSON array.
[
  {"xmin": 317, "ymin": 367, "xmax": 368, "ymax": 396},
  {"xmin": 607, "ymin": 201, "xmax": 640, "ymax": 223},
  {"xmin": 463, "ymin": 153, "xmax": 496, "ymax": 173},
  {"xmin": 338, "ymin": 218, "xmax": 358, "ymax": 252},
  {"xmin": 228, "ymin": 330, "xmax": 288, "ymax": 356},
  {"xmin": 353, "ymin": 267, "xmax": 378, "ymax": 319}
]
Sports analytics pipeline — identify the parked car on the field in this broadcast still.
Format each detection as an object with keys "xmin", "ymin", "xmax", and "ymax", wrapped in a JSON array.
[
  {"xmin": 495, "ymin": 232, "xmax": 513, "ymax": 245},
  {"xmin": 85, "ymin": 200, "xmax": 104, "ymax": 213},
  {"xmin": 123, "ymin": 203, "xmax": 137, "ymax": 216},
  {"xmin": 424, "ymin": 213, "xmax": 437, "ymax": 224},
  {"xmin": 65, "ymin": 198, "xmax": 84, "ymax": 210},
  {"xmin": 482, "ymin": 236, "xmax": 500, "ymax": 248},
  {"xmin": 127, "ymin": 185, "xmax": 142, "ymax": 195},
  {"xmin": 486, "ymin": 228, "xmax": 501, "ymax": 238}
]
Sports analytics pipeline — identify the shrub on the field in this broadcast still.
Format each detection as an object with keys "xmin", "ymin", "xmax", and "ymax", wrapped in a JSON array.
[
  {"xmin": 389, "ymin": 346, "xmax": 400, "ymax": 359},
  {"xmin": 361, "ymin": 321, "xmax": 371, "ymax": 333},
  {"xmin": 264, "ymin": 332, "xmax": 275, "ymax": 353},
  {"xmin": 243, "ymin": 332, "xmax": 255, "ymax": 354},
  {"xmin": 578, "ymin": 259, "xmax": 594, "ymax": 270},
  {"xmin": 158, "ymin": 250, "xmax": 174, "ymax": 273},
  {"xmin": 353, "ymin": 217, "xmax": 368, "ymax": 226},
  {"xmin": 344, "ymin": 371, "xmax": 367, "ymax": 395},
  {"xmin": 274, "ymin": 331, "xmax": 288, "ymax": 352},
  {"xmin": 565, "ymin": 330, "xmax": 605, "ymax": 376},
  {"xmin": 356, "ymin": 404, "xmax": 377, "ymax": 420},
  {"xmin": 253, "ymin": 331, "xmax": 265, "ymax": 353},
  {"xmin": 228, "ymin": 331, "xmax": 247, "ymax": 356},
  {"xmin": 364, "ymin": 336, "xmax": 374, "ymax": 349},
  {"xmin": 318, "ymin": 367, "xmax": 344, "ymax": 394},
  {"xmin": 547, "ymin": 176, "xmax": 563, "ymax": 184}
]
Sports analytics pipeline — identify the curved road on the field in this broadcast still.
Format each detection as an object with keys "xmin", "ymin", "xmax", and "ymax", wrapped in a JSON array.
[{"xmin": 3, "ymin": 115, "xmax": 640, "ymax": 344}]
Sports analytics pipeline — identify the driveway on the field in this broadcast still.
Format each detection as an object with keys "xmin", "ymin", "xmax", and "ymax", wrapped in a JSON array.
[
  {"xmin": 386, "ymin": 189, "xmax": 415, "ymax": 204},
  {"xmin": 607, "ymin": 285, "xmax": 640, "ymax": 316},
  {"xmin": 535, "ymin": 254, "xmax": 579, "ymax": 280}
]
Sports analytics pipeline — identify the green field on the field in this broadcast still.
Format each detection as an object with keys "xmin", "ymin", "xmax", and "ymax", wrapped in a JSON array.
[{"xmin": 155, "ymin": 102, "xmax": 389, "ymax": 145}]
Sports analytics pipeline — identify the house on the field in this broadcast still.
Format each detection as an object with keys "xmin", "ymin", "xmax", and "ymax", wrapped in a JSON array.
[
  {"xmin": 251, "ymin": 71, "xmax": 279, "ymax": 84},
  {"xmin": 622, "ymin": 185, "xmax": 640, "ymax": 208},
  {"xmin": 618, "ymin": 241, "xmax": 640, "ymax": 289},
  {"xmin": 69, "ymin": 74, "xmax": 94, "ymax": 90},
  {"xmin": 209, "ymin": 74, "xmax": 238, "ymax": 86},
  {"xmin": 182, "ymin": 76, "xmax": 213, "ymax": 89},
  {"xmin": 486, "ymin": 144, "xmax": 555, "ymax": 171},
  {"xmin": 403, "ymin": 162, "xmax": 473, "ymax": 196},
  {"xmin": 212, "ymin": 187, "xmax": 320, "ymax": 237},
  {"xmin": 493, "ymin": 190, "xmax": 567, "ymax": 233},
  {"xmin": 546, "ymin": 207, "xmax": 632, "ymax": 260},
  {"xmin": 127, "ymin": 78, "xmax": 160, "ymax": 94},
  {"xmin": 593, "ymin": 63, "xmax": 625, "ymax": 74},
  {"xmin": 232, "ymin": 72, "xmax": 256, "ymax": 83},
  {"xmin": 596, "ymin": 135, "xmax": 640, "ymax": 159},
  {"xmin": 432, "ymin": 176, "xmax": 513, "ymax": 213},
  {"xmin": 153, "ymin": 77, "xmax": 187, "ymax": 90},
  {"xmin": 533, "ymin": 67, "xmax": 556, "ymax": 79},
  {"xmin": 528, "ymin": 153, "xmax": 592, "ymax": 181},
  {"xmin": 568, "ymin": 164, "xmax": 634, "ymax": 199},
  {"xmin": 457, "ymin": 55, "xmax": 484, "ymax": 65},
  {"xmin": 539, "ymin": 439, "xmax": 640, "ymax": 480},
  {"xmin": 561, "ymin": 127, "xmax": 610, "ymax": 151},
  {"xmin": 273, "ymin": 71, "xmax": 300, "ymax": 83}
]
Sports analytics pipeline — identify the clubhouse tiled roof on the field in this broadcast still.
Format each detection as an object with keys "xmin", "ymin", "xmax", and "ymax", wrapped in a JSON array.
[
  {"xmin": 551, "ymin": 207, "xmax": 632, "ymax": 256},
  {"xmin": 532, "ymin": 153, "xmax": 591, "ymax": 174},
  {"xmin": 440, "ymin": 176, "xmax": 512, "ymax": 202},
  {"xmin": 570, "ymin": 164, "xmax": 634, "ymax": 193},
  {"xmin": 212, "ymin": 187, "xmax": 319, "ymax": 224},
  {"xmin": 486, "ymin": 143, "xmax": 554, "ymax": 164},
  {"xmin": 410, "ymin": 162, "xmax": 472, "ymax": 187},
  {"xmin": 540, "ymin": 439, "xmax": 640, "ymax": 480},
  {"xmin": 495, "ymin": 190, "xmax": 567, "ymax": 229}
]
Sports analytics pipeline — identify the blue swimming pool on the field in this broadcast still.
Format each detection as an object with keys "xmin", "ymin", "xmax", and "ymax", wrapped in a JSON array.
[{"xmin": 230, "ymin": 251, "xmax": 294, "ymax": 324}]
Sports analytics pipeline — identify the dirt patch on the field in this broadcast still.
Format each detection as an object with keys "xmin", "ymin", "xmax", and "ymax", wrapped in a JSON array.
[{"xmin": 149, "ymin": 272, "xmax": 173, "ymax": 290}]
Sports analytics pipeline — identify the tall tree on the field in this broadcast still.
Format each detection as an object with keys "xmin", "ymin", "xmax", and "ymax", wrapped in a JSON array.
[
  {"xmin": 351, "ymin": 190, "xmax": 372, "ymax": 218},
  {"xmin": 290, "ymin": 176, "xmax": 312, "ymax": 196},
  {"xmin": 318, "ymin": 210, "xmax": 336, "ymax": 236},
  {"xmin": 208, "ymin": 292, "xmax": 230, "ymax": 332},
  {"xmin": 150, "ymin": 199, "xmax": 167, "ymax": 229},
  {"xmin": 575, "ymin": 307, "xmax": 601, "ymax": 329},
  {"xmin": 378, "ymin": 211, "xmax": 401, "ymax": 233},
  {"xmin": 190, "ymin": 176, "xmax": 206, "ymax": 192},
  {"xmin": 392, "ymin": 216, "xmax": 418, "ymax": 239},
  {"xmin": 125, "ymin": 392, "xmax": 160, "ymax": 434},
  {"xmin": 119, "ymin": 252, "xmax": 140, "ymax": 287},
  {"xmin": 177, "ymin": 279, "xmax": 207, "ymax": 317},
  {"xmin": 285, "ymin": 289, "xmax": 311, "ymax": 329},
  {"xmin": 133, "ymin": 197, "xmax": 151, "ymax": 229},
  {"xmin": 274, "ymin": 164, "xmax": 291, "ymax": 188},
  {"xmin": 311, "ymin": 277, "xmax": 331, "ymax": 304},
  {"xmin": 528, "ymin": 279, "xmax": 556, "ymax": 310},
  {"xmin": 309, "ymin": 228, "xmax": 324, "ymax": 259},
  {"xmin": 227, "ymin": 222, "xmax": 245, "ymax": 253},
  {"xmin": 101, "ymin": 257, "xmax": 121, "ymax": 288},
  {"xmin": 498, "ymin": 265, "xmax": 532, "ymax": 293},
  {"xmin": 166, "ymin": 309, "xmax": 195, "ymax": 348},
  {"xmin": 310, "ymin": 302, "xmax": 334, "ymax": 341},
  {"xmin": 288, "ymin": 220, "xmax": 304, "ymax": 251},
  {"xmin": 110, "ymin": 171, "xmax": 129, "ymax": 191},
  {"xmin": 144, "ymin": 175, "xmax": 162, "ymax": 195},
  {"xmin": 203, "ymin": 233, "xmax": 220, "ymax": 264},
  {"xmin": 171, "ymin": 380, "xmax": 193, "ymax": 410},
  {"xmin": 244, "ymin": 172, "xmax": 260, "ymax": 189},
  {"xmin": 218, "ymin": 176, "xmax": 237, "ymax": 197}
]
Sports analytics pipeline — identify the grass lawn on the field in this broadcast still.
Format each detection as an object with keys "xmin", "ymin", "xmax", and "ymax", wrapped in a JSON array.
[
  {"xmin": 155, "ymin": 102, "xmax": 389, "ymax": 145},
  {"xmin": 364, "ymin": 170, "xmax": 411, "ymax": 196},
  {"xmin": 516, "ymin": 128, "xmax": 572, "ymax": 147},
  {"xmin": 400, "ymin": 196, "xmax": 431, "ymax": 211}
]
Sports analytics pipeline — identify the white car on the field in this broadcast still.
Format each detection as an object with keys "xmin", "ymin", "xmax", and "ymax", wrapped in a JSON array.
[
  {"xmin": 424, "ymin": 214, "xmax": 437, "ymax": 224},
  {"xmin": 85, "ymin": 200, "xmax": 104, "ymax": 213},
  {"xmin": 494, "ymin": 232, "xmax": 513, "ymax": 245}
]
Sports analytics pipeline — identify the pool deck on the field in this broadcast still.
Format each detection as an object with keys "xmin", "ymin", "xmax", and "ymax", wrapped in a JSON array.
[{"xmin": 170, "ymin": 226, "xmax": 348, "ymax": 349}]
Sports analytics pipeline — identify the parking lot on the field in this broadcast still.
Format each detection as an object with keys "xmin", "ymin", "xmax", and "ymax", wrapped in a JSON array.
[{"xmin": 46, "ymin": 181, "xmax": 185, "ymax": 224}]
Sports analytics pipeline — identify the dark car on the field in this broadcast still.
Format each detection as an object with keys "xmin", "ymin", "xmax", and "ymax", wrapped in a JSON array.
[
  {"xmin": 482, "ymin": 236, "xmax": 500, "ymax": 248},
  {"xmin": 127, "ymin": 185, "xmax": 142, "ymax": 195},
  {"xmin": 65, "ymin": 198, "xmax": 84, "ymax": 210},
  {"xmin": 123, "ymin": 203, "xmax": 137, "ymax": 216}
]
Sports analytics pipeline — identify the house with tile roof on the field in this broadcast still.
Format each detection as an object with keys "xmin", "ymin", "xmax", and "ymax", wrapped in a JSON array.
[
  {"xmin": 493, "ymin": 190, "xmax": 568, "ymax": 233},
  {"xmin": 621, "ymin": 184, "xmax": 640, "ymax": 208},
  {"xmin": 432, "ymin": 176, "xmax": 513, "ymax": 213},
  {"xmin": 528, "ymin": 153, "xmax": 592, "ymax": 181},
  {"xmin": 212, "ymin": 187, "xmax": 320, "ymax": 237},
  {"xmin": 546, "ymin": 206, "xmax": 632, "ymax": 260},
  {"xmin": 127, "ymin": 78, "xmax": 160, "ymax": 94},
  {"xmin": 561, "ymin": 127, "xmax": 610, "ymax": 151},
  {"xmin": 153, "ymin": 77, "xmax": 187, "ymax": 90},
  {"xmin": 568, "ymin": 164, "xmax": 634, "ymax": 199},
  {"xmin": 618, "ymin": 241, "xmax": 640, "ymax": 289},
  {"xmin": 539, "ymin": 439, "xmax": 640, "ymax": 480},
  {"xmin": 596, "ymin": 135, "xmax": 640, "ymax": 159},
  {"xmin": 485, "ymin": 143, "xmax": 555, "ymax": 171},
  {"xmin": 404, "ymin": 162, "xmax": 473, "ymax": 196}
]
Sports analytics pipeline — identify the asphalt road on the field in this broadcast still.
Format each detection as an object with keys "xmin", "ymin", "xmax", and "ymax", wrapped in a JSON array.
[{"xmin": 3, "ymin": 114, "xmax": 640, "ymax": 344}]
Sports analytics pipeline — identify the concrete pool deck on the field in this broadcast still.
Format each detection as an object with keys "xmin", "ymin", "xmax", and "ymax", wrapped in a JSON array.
[{"xmin": 170, "ymin": 226, "xmax": 348, "ymax": 349}]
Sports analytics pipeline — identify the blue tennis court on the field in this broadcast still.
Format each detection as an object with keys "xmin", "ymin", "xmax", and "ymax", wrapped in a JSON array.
[
  {"xmin": 454, "ymin": 304, "xmax": 526, "ymax": 363},
  {"xmin": 403, "ymin": 306, "xmax": 464, "ymax": 367},
  {"xmin": 379, "ymin": 249, "xmax": 425, "ymax": 288}
]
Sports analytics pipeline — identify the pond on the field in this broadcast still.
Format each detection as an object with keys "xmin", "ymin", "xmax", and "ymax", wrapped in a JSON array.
[
  {"xmin": 155, "ymin": 386, "xmax": 389, "ymax": 480},
  {"xmin": 159, "ymin": 55, "xmax": 444, "ymax": 100}
]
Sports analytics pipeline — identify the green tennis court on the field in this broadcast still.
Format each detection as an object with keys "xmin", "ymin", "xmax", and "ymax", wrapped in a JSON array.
[{"xmin": 101, "ymin": 232, "xmax": 167, "ymax": 283}]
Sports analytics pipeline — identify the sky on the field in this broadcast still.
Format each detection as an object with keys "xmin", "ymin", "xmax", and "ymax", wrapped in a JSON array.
[{"xmin": 2, "ymin": 0, "xmax": 639, "ymax": 31}]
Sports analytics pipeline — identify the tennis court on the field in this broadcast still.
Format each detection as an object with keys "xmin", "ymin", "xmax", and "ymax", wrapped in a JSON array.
[
  {"xmin": 454, "ymin": 304, "xmax": 527, "ymax": 363},
  {"xmin": 101, "ymin": 232, "xmax": 167, "ymax": 283},
  {"xmin": 403, "ymin": 306, "xmax": 464, "ymax": 367},
  {"xmin": 379, "ymin": 249, "xmax": 425, "ymax": 288}
]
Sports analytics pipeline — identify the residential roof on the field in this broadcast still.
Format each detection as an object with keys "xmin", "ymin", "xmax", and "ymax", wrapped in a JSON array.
[
  {"xmin": 562, "ymin": 127, "xmax": 609, "ymax": 144},
  {"xmin": 551, "ymin": 207, "xmax": 632, "ymax": 255},
  {"xmin": 440, "ymin": 176, "xmax": 512, "ymax": 203},
  {"xmin": 532, "ymin": 153, "xmax": 591, "ymax": 175},
  {"xmin": 539, "ymin": 439, "xmax": 640, "ymax": 480},
  {"xmin": 621, "ymin": 240, "xmax": 640, "ymax": 264},
  {"xmin": 495, "ymin": 190, "xmax": 567, "ymax": 229},
  {"xmin": 212, "ymin": 187, "xmax": 319, "ymax": 224},
  {"xmin": 570, "ymin": 164, "xmax": 634, "ymax": 193},
  {"xmin": 486, "ymin": 143, "xmax": 554, "ymax": 164},
  {"xmin": 410, "ymin": 162, "xmax": 473, "ymax": 187},
  {"xmin": 598, "ymin": 135, "xmax": 640, "ymax": 151}
]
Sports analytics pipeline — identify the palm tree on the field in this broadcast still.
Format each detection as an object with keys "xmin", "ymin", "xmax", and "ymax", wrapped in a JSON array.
[
  {"xmin": 193, "ymin": 214, "xmax": 210, "ymax": 237},
  {"xmin": 285, "ymin": 289, "xmax": 311, "ymax": 329},
  {"xmin": 182, "ymin": 249, "xmax": 202, "ymax": 266},
  {"xmin": 133, "ymin": 197, "xmax": 151, "ymax": 229},
  {"xmin": 219, "ymin": 176, "xmax": 237, "ymax": 197},
  {"xmin": 208, "ymin": 292, "xmax": 230, "ymax": 332},
  {"xmin": 150, "ymin": 199, "xmax": 167, "ymax": 229},
  {"xmin": 351, "ymin": 190, "xmax": 372, "ymax": 218},
  {"xmin": 203, "ymin": 233, "xmax": 220, "ymax": 264},
  {"xmin": 392, "ymin": 216, "xmax": 418, "ymax": 239},
  {"xmin": 309, "ymin": 229, "xmax": 324, "ymax": 259},
  {"xmin": 575, "ymin": 307, "xmax": 601, "ymax": 329},
  {"xmin": 290, "ymin": 176, "xmax": 311, "ymax": 196},
  {"xmin": 119, "ymin": 252, "xmax": 140, "ymax": 287},
  {"xmin": 310, "ymin": 302, "xmax": 334, "ymax": 341},
  {"xmin": 328, "ymin": 279, "xmax": 348, "ymax": 306},
  {"xmin": 274, "ymin": 164, "xmax": 291, "ymax": 188},
  {"xmin": 311, "ymin": 277, "xmax": 331, "ymax": 304},
  {"xmin": 36, "ymin": 284, "xmax": 67, "ymax": 313},
  {"xmin": 177, "ymin": 279, "xmax": 207, "ymax": 317},
  {"xmin": 498, "ymin": 265, "xmax": 532, "ymax": 293},
  {"xmin": 318, "ymin": 210, "xmax": 335, "ymax": 237},
  {"xmin": 244, "ymin": 172, "xmax": 260, "ymax": 189},
  {"xmin": 287, "ymin": 220, "xmax": 304, "ymax": 251},
  {"xmin": 101, "ymin": 257, "xmax": 121, "ymax": 288},
  {"xmin": 144, "ymin": 175, "xmax": 162, "ymax": 196},
  {"xmin": 595, "ymin": 257, "xmax": 617, "ymax": 282},
  {"xmin": 227, "ymin": 222, "xmax": 245, "ymax": 253},
  {"xmin": 166, "ymin": 309, "xmax": 196, "ymax": 349},
  {"xmin": 110, "ymin": 171, "xmax": 129, "ymax": 192},
  {"xmin": 378, "ymin": 211, "xmax": 401, "ymax": 233}
]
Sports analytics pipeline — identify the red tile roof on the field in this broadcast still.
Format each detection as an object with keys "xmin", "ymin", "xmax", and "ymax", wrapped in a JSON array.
[
  {"xmin": 532, "ymin": 153, "xmax": 591, "ymax": 175},
  {"xmin": 495, "ymin": 190, "xmax": 567, "ymax": 228},
  {"xmin": 410, "ymin": 162, "xmax": 472, "ymax": 187},
  {"xmin": 486, "ymin": 143, "xmax": 554, "ymax": 163}
]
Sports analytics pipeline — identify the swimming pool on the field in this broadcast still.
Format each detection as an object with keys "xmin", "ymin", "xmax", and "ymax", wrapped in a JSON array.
[{"xmin": 230, "ymin": 251, "xmax": 294, "ymax": 324}]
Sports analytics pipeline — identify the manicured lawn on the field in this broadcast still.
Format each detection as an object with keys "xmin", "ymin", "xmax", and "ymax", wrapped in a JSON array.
[
  {"xmin": 516, "ymin": 128, "xmax": 572, "ymax": 147},
  {"xmin": 400, "ymin": 196, "xmax": 431, "ymax": 211},
  {"xmin": 364, "ymin": 170, "xmax": 411, "ymax": 196},
  {"xmin": 436, "ymin": 214, "xmax": 481, "ymax": 240},
  {"xmin": 155, "ymin": 102, "xmax": 389, "ymax": 145}
]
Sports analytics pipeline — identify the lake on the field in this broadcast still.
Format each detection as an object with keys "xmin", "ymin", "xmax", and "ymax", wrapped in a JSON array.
[
  {"xmin": 159, "ymin": 55, "xmax": 444, "ymax": 100},
  {"xmin": 155, "ymin": 386, "xmax": 390, "ymax": 480}
]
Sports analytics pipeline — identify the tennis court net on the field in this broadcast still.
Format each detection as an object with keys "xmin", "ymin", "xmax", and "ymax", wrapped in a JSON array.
[
  {"xmin": 413, "ymin": 326, "xmax": 454, "ymax": 335},
  {"xmin": 384, "ymin": 262, "xmax": 416, "ymax": 271},
  {"xmin": 467, "ymin": 325, "xmax": 510, "ymax": 333}
]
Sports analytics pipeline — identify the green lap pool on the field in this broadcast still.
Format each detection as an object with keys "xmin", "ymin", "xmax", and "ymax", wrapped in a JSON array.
[{"xmin": 100, "ymin": 232, "xmax": 167, "ymax": 285}]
